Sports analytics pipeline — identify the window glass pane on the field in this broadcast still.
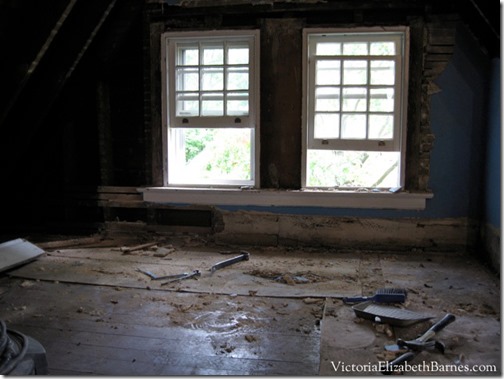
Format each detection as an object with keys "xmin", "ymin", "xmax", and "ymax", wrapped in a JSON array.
[
  {"xmin": 370, "ymin": 88, "xmax": 394, "ymax": 112},
  {"xmin": 172, "ymin": 37, "xmax": 253, "ymax": 124},
  {"xmin": 176, "ymin": 68, "xmax": 199, "ymax": 91},
  {"xmin": 316, "ymin": 60, "xmax": 340, "ymax": 85},
  {"xmin": 227, "ymin": 67, "xmax": 249, "ymax": 90},
  {"xmin": 176, "ymin": 93, "xmax": 199, "ymax": 116},
  {"xmin": 315, "ymin": 87, "xmax": 340, "ymax": 112},
  {"xmin": 342, "ymin": 87, "xmax": 367, "ymax": 112},
  {"xmin": 173, "ymin": 128, "xmax": 252, "ymax": 182},
  {"xmin": 316, "ymin": 42, "xmax": 341, "ymax": 56},
  {"xmin": 227, "ymin": 92, "xmax": 249, "ymax": 116},
  {"xmin": 202, "ymin": 44, "xmax": 224, "ymax": 65},
  {"xmin": 343, "ymin": 60, "xmax": 368, "ymax": 85},
  {"xmin": 342, "ymin": 42, "xmax": 368, "ymax": 55},
  {"xmin": 370, "ymin": 60, "xmax": 395, "ymax": 85},
  {"xmin": 177, "ymin": 44, "xmax": 198, "ymax": 66},
  {"xmin": 369, "ymin": 114, "xmax": 394, "ymax": 139},
  {"xmin": 167, "ymin": 33, "xmax": 257, "ymax": 186},
  {"xmin": 201, "ymin": 67, "xmax": 224, "ymax": 91},
  {"xmin": 228, "ymin": 45, "xmax": 249, "ymax": 64},
  {"xmin": 370, "ymin": 42, "xmax": 395, "ymax": 55},
  {"xmin": 306, "ymin": 149, "xmax": 400, "ymax": 187},
  {"xmin": 201, "ymin": 93, "xmax": 223, "ymax": 116},
  {"xmin": 305, "ymin": 31, "xmax": 405, "ymax": 189},
  {"xmin": 314, "ymin": 113, "xmax": 339, "ymax": 139},
  {"xmin": 341, "ymin": 114, "xmax": 366, "ymax": 139}
]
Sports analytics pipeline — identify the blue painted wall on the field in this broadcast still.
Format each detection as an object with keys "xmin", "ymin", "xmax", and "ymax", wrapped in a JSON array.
[
  {"xmin": 428, "ymin": 24, "xmax": 489, "ymax": 220},
  {"xmin": 483, "ymin": 58, "xmax": 501, "ymax": 228},
  {"xmin": 219, "ymin": 24, "xmax": 494, "ymax": 222}
]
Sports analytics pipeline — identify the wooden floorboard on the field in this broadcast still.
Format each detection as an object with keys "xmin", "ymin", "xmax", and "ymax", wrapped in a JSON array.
[
  {"xmin": 8, "ymin": 245, "xmax": 362, "ymax": 297},
  {"xmin": 2, "ymin": 244, "xmax": 500, "ymax": 376},
  {"xmin": 0, "ymin": 278, "xmax": 321, "ymax": 375}
]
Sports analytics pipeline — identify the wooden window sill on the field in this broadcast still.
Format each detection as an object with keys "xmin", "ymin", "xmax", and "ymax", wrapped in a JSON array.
[{"xmin": 138, "ymin": 187, "xmax": 433, "ymax": 210}]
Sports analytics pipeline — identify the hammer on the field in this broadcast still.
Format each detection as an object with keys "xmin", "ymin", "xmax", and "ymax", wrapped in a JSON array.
[
  {"xmin": 382, "ymin": 313, "xmax": 456, "ymax": 375},
  {"xmin": 385, "ymin": 313, "xmax": 456, "ymax": 353}
]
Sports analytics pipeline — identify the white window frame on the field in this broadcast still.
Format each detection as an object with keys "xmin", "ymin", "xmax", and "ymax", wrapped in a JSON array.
[
  {"xmin": 161, "ymin": 30, "xmax": 260, "ymax": 187},
  {"xmin": 302, "ymin": 27, "xmax": 409, "ymax": 188}
]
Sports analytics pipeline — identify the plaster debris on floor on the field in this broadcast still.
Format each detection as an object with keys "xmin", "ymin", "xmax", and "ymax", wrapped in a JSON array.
[{"xmin": 0, "ymin": 234, "xmax": 500, "ymax": 375}]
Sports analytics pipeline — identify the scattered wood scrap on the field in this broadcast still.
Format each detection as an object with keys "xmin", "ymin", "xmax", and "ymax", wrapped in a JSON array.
[
  {"xmin": 35, "ymin": 235, "xmax": 104, "ymax": 249},
  {"xmin": 119, "ymin": 241, "xmax": 159, "ymax": 255}
]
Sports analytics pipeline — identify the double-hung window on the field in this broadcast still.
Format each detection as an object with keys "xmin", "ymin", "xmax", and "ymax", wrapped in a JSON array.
[
  {"xmin": 162, "ymin": 30, "xmax": 260, "ymax": 187},
  {"xmin": 303, "ymin": 28, "xmax": 409, "ymax": 189}
]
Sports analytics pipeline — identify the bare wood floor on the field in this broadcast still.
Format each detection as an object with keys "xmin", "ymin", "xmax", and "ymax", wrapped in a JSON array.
[
  {"xmin": 0, "ymin": 238, "xmax": 501, "ymax": 376},
  {"xmin": 0, "ymin": 279, "xmax": 322, "ymax": 375}
]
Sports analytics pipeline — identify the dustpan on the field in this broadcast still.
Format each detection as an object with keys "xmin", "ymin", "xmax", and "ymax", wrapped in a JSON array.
[{"xmin": 352, "ymin": 301, "xmax": 432, "ymax": 326}]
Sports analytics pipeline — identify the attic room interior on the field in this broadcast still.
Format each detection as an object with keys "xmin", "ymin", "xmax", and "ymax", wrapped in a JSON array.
[{"xmin": 0, "ymin": 0, "xmax": 500, "ymax": 375}]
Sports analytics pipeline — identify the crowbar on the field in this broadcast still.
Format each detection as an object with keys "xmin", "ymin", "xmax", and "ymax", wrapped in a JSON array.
[
  {"xmin": 210, "ymin": 251, "xmax": 250, "ymax": 273},
  {"xmin": 160, "ymin": 270, "xmax": 201, "ymax": 285},
  {"xmin": 136, "ymin": 268, "xmax": 175, "ymax": 280}
]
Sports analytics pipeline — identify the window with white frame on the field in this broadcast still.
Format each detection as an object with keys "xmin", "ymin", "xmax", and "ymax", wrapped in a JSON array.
[
  {"xmin": 162, "ymin": 30, "xmax": 260, "ymax": 187},
  {"xmin": 303, "ymin": 28, "xmax": 409, "ymax": 189}
]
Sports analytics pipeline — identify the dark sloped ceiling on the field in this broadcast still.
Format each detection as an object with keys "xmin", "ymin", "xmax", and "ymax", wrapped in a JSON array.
[{"xmin": 0, "ymin": 0, "xmax": 134, "ymax": 183}]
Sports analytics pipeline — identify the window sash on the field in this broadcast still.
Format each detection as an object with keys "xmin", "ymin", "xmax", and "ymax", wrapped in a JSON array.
[
  {"xmin": 306, "ymin": 31, "xmax": 406, "ymax": 152},
  {"xmin": 162, "ymin": 30, "xmax": 260, "ymax": 187},
  {"xmin": 167, "ymin": 127, "xmax": 256, "ymax": 187},
  {"xmin": 165, "ymin": 31, "xmax": 259, "ymax": 129}
]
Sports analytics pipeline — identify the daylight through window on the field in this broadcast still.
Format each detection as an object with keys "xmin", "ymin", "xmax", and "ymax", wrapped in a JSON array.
[
  {"xmin": 303, "ymin": 29, "xmax": 409, "ymax": 189},
  {"xmin": 163, "ymin": 31, "xmax": 259, "ymax": 186}
]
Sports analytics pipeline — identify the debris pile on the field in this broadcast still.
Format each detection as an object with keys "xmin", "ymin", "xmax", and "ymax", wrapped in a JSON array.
[{"xmin": 245, "ymin": 269, "xmax": 331, "ymax": 284}]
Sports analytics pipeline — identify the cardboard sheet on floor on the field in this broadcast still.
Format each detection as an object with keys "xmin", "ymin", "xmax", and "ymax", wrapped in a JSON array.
[
  {"xmin": 0, "ymin": 238, "xmax": 45, "ymax": 273},
  {"xmin": 7, "ymin": 247, "xmax": 361, "ymax": 298}
]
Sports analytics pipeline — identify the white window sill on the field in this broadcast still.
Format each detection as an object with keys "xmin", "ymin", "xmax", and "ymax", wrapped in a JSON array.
[{"xmin": 138, "ymin": 187, "xmax": 433, "ymax": 210}]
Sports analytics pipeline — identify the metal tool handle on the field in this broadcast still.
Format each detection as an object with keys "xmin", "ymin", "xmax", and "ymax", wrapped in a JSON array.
[
  {"xmin": 382, "ymin": 352, "xmax": 416, "ymax": 375},
  {"xmin": 418, "ymin": 313, "xmax": 456, "ymax": 342},
  {"xmin": 211, "ymin": 251, "xmax": 249, "ymax": 273},
  {"xmin": 342, "ymin": 296, "xmax": 370, "ymax": 304},
  {"xmin": 160, "ymin": 270, "xmax": 200, "ymax": 285}
]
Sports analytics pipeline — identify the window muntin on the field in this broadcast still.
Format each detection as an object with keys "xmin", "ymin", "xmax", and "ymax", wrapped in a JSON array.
[
  {"xmin": 170, "ymin": 37, "xmax": 254, "ymax": 124},
  {"xmin": 304, "ymin": 29, "xmax": 408, "ymax": 189},
  {"xmin": 163, "ymin": 31, "xmax": 259, "ymax": 187},
  {"xmin": 307, "ymin": 32, "xmax": 405, "ymax": 152}
]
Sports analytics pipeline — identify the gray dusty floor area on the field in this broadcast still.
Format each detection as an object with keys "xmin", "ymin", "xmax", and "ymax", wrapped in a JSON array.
[{"xmin": 0, "ymin": 234, "xmax": 500, "ymax": 375}]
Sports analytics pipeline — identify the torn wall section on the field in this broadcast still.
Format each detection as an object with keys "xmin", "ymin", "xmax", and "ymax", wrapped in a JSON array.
[{"xmin": 214, "ymin": 211, "xmax": 477, "ymax": 252}]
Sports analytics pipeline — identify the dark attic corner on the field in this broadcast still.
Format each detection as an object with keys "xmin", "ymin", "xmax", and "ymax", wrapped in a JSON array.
[{"xmin": 0, "ymin": 0, "xmax": 500, "ymax": 375}]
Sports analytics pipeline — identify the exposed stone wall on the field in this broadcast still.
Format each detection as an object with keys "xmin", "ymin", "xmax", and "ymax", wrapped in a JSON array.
[{"xmin": 419, "ymin": 16, "xmax": 457, "ymax": 190}]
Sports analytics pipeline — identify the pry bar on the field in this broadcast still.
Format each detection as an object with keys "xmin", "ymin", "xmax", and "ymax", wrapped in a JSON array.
[
  {"xmin": 160, "ymin": 270, "xmax": 201, "ymax": 285},
  {"xmin": 211, "ymin": 251, "xmax": 250, "ymax": 273},
  {"xmin": 137, "ymin": 268, "xmax": 172, "ymax": 280}
]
